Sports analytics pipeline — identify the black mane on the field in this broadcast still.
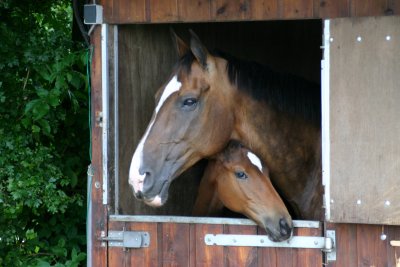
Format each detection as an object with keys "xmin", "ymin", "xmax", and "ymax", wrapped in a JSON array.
[{"xmin": 179, "ymin": 50, "xmax": 321, "ymax": 127}]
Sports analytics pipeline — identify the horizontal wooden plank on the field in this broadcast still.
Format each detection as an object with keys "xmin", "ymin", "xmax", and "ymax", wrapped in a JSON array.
[
  {"xmin": 213, "ymin": 0, "xmax": 251, "ymax": 21},
  {"xmin": 178, "ymin": 0, "xmax": 212, "ymax": 22},
  {"xmin": 351, "ymin": 0, "xmax": 387, "ymax": 17},
  {"xmin": 101, "ymin": 0, "xmax": 400, "ymax": 23},
  {"xmin": 317, "ymin": 0, "xmax": 350, "ymax": 18},
  {"xmin": 281, "ymin": 0, "xmax": 314, "ymax": 19},
  {"xmin": 250, "ymin": 0, "xmax": 279, "ymax": 20},
  {"xmin": 149, "ymin": 0, "xmax": 178, "ymax": 22}
]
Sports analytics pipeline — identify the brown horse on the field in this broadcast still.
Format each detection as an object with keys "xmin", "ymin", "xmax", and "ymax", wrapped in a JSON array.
[
  {"xmin": 193, "ymin": 141, "xmax": 293, "ymax": 241},
  {"xmin": 129, "ymin": 30, "xmax": 322, "ymax": 220}
]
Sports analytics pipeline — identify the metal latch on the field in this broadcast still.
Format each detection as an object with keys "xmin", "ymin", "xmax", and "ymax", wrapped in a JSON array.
[{"xmin": 101, "ymin": 231, "xmax": 150, "ymax": 248}]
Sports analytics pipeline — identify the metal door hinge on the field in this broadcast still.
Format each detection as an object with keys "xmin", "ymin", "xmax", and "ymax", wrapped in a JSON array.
[
  {"xmin": 100, "ymin": 230, "xmax": 150, "ymax": 248},
  {"xmin": 323, "ymin": 230, "xmax": 336, "ymax": 261}
]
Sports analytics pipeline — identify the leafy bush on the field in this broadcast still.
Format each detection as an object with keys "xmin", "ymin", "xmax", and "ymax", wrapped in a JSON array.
[{"xmin": 0, "ymin": 1, "xmax": 88, "ymax": 266}]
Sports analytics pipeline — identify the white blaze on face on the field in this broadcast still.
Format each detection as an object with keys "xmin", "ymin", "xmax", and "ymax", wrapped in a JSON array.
[
  {"xmin": 129, "ymin": 76, "xmax": 182, "ymax": 196},
  {"xmin": 247, "ymin": 151, "xmax": 263, "ymax": 172}
]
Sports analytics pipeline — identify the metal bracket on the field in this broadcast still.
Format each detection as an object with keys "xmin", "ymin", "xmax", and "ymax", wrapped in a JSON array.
[
  {"xmin": 101, "ymin": 231, "xmax": 150, "ymax": 248},
  {"xmin": 324, "ymin": 230, "xmax": 336, "ymax": 261}
]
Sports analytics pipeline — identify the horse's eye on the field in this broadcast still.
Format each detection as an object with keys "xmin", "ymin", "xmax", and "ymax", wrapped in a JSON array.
[
  {"xmin": 235, "ymin": 171, "xmax": 248, "ymax": 179},
  {"xmin": 182, "ymin": 98, "xmax": 198, "ymax": 110},
  {"xmin": 183, "ymin": 98, "xmax": 197, "ymax": 106}
]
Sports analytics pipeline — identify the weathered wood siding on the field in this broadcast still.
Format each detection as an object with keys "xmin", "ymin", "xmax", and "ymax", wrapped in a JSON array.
[
  {"xmin": 100, "ymin": 0, "xmax": 400, "ymax": 23},
  {"xmin": 329, "ymin": 16, "xmax": 400, "ymax": 225},
  {"xmin": 117, "ymin": 21, "xmax": 322, "ymax": 215}
]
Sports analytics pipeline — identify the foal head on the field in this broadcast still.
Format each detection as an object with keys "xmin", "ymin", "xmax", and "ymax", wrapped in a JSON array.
[{"xmin": 213, "ymin": 141, "xmax": 293, "ymax": 241}]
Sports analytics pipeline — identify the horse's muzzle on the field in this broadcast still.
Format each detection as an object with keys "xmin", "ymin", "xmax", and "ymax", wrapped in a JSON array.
[
  {"xmin": 266, "ymin": 217, "xmax": 293, "ymax": 242},
  {"xmin": 278, "ymin": 218, "xmax": 293, "ymax": 239},
  {"xmin": 134, "ymin": 190, "xmax": 144, "ymax": 200}
]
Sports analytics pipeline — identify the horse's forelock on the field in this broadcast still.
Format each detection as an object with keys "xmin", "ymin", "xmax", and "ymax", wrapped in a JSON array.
[{"xmin": 177, "ymin": 51, "xmax": 196, "ymax": 75}]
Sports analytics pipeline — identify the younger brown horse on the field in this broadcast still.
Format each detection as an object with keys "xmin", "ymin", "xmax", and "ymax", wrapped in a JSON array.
[{"xmin": 193, "ymin": 141, "xmax": 292, "ymax": 242}]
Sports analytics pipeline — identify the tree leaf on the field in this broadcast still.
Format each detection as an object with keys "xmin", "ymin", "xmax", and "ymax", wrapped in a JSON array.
[
  {"xmin": 71, "ymin": 247, "xmax": 77, "ymax": 260},
  {"xmin": 35, "ymin": 259, "xmax": 51, "ymax": 267},
  {"xmin": 36, "ymin": 87, "xmax": 49, "ymax": 98},
  {"xmin": 35, "ymin": 65, "xmax": 52, "ymax": 82},
  {"xmin": 47, "ymin": 88, "xmax": 61, "ymax": 107},
  {"xmin": 21, "ymin": 117, "xmax": 31, "ymax": 128},
  {"xmin": 38, "ymin": 119, "xmax": 51, "ymax": 136},
  {"xmin": 32, "ymin": 125, "xmax": 40, "ymax": 133},
  {"xmin": 67, "ymin": 72, "xmax": 83, "ymax": 90},
  {"xmin": 55, "ymin": 75, "xmax": 66, "ymax": 90},
  {"xmin": 32, "ymin": 102, "xmax": 50, "ymax": 120},
  {"xmin": 24, "ymin": 99, "xmax": 41, "ymax": 114}
]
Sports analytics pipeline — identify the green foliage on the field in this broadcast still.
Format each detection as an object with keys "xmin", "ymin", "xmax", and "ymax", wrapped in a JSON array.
[{"xmin": 0, "ymin": 0, "xmax": 88, "ymax": 266}]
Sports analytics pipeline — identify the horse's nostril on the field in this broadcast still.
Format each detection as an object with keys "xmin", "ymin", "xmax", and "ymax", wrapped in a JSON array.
[
  {"xmin": 135, "ymin": 190, "xmax": 144, "ymax": 200},
  {"xmin": 279, "ymin": 218, "xmax": 292, "ymax": 236},
  {"xmin": 139, "ymin": 166, "xmax": 152, "ymax": 177}
]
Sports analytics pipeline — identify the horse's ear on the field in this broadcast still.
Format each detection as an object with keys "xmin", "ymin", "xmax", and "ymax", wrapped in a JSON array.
[
  {"xmin": 189, "ymin": 29, "xmax": 210, "ymax": 70},
  {"xmin": 170, "ymin": 28, "xmax": 189, "ymax": 58}
]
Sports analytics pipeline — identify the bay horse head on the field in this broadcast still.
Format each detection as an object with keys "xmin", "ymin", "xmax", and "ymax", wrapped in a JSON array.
[
  {"xmin": 193, "ymin": 141, "xmax": 293, "ymax": 242},
  {"xmin": 129, "ymin": 30, "xmax": 236, "ymax": 206}
]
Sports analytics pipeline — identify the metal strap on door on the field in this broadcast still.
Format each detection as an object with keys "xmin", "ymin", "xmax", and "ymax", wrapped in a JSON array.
[{"xmin": 204, "ymin": 230, "xmax": 336, "ymax": 261}]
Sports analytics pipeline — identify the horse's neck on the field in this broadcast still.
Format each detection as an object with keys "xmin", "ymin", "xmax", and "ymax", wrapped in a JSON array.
[
  {"xmin": 233, "ymin": 96, "xmax": 322, "ymax": 219},
  {"xmin": 192, "ymin": 160, "xmax": 224, "ymax": 216}
]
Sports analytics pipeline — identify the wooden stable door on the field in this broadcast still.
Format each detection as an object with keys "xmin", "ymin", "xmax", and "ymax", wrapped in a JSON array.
[
  {"xmin": 106, "ymin": 216, "xmax": 324, "ymax": 267},
  {"xmin": 321, "ymin": 16, "xmax": 400, "ymax": 267},
  {"xmin": 323, "ymin": 16, "xmax": 400, "ymax": 225},
  {"xmin": 104, "ymin": 216, "xmax": 400, "ymax": 267}
]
